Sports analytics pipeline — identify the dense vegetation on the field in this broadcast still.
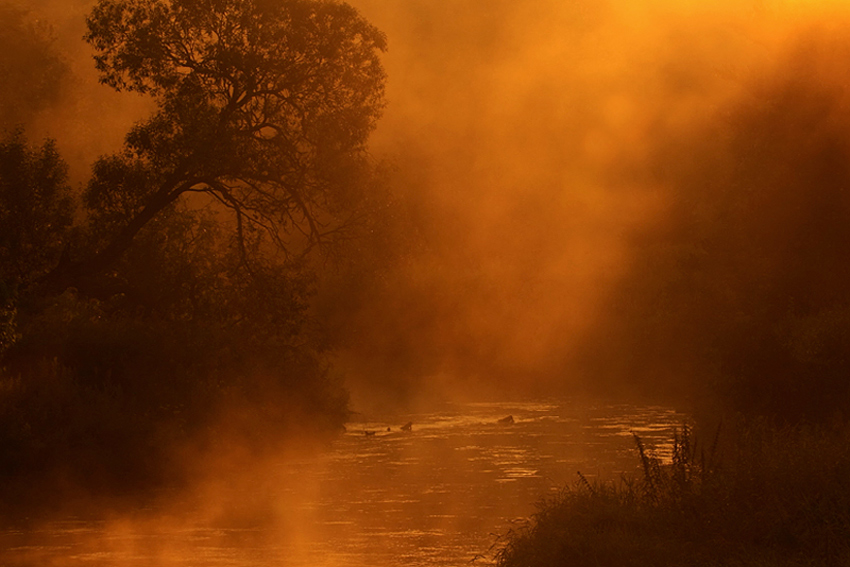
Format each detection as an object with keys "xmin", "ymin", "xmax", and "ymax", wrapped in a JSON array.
[
  {"xmin": 0, "ymin": 0, "xmax": 387, "ymax": 512},
  {"xmin": 497, "ymin": 423, "xmax": 850, "ymax": 567}
]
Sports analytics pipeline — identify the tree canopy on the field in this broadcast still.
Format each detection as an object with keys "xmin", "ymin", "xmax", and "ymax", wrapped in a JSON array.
[
  {"xmin": 44, "ymin": 0, "xmax": 387, "ymax": 293},
  {"xmin": 0, "ymin": 130, "xmax": 73, "ymax": 289}
]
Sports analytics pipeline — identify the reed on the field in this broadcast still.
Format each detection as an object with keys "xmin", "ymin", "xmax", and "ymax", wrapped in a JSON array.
[{"xmin": 495, "ymin": 420, "xmax": 850, "ymax": 567}]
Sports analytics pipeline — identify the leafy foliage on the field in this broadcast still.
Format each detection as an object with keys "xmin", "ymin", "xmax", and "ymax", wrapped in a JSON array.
[
  {"xmin": 0, "ymin": 0, "xmax": 387, "ymax": 508},
  {"xmin": 0, "ymin": 130, "xmax": 73, "ymax": 289},
  {"xmin": 43, "ymin": 0, "xmax": 388, "ymax": 292}
]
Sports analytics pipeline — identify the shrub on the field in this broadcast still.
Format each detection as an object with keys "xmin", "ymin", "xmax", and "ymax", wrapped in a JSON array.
[{"xmin": 496, "ymin": 422, "xmax": 850, "ymax": 567}]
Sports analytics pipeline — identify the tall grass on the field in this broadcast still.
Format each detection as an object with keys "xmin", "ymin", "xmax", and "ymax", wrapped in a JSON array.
[{"xmin": 495, "ymin": 421, "xmax": 850, "ymax": 567}]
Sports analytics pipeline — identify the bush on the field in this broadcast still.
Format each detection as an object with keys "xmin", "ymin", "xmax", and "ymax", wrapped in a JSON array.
[
  {"xmin": 0, "ymin": 286, "xmax": 349, "ymax": 514},
  {"xmin": 496, "ymin": 422, "xmax": 850, "ymax": 567},
  {"xmin": 0, "ymin": 360, "xmax": 175, "ymax": 515}
]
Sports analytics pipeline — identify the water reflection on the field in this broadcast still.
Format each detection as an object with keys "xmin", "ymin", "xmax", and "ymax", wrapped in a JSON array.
[{"xmin": 0, "ymin": 399, "xmax": 685, "ymax": 567}]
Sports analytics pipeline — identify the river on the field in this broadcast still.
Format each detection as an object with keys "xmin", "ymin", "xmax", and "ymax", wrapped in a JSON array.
[{"xmin": 1, "ymin": 399, "xmax": 686, "ymax": 566}]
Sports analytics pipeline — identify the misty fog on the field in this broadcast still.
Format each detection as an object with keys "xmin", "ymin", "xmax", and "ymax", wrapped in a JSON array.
[
  {"xmin": 317, "ymin": 0, "xmax": 850, "ymax": 413},
  {"xmin": 3, "ymin": 0, "xmax": 850, "ymax": 564},
  {"xmin": 4, "ymin": 0, "xmax": 849, "ymax": 430},
  {"xmin": 5, "ymin": 0, "xmax": 850, "ymax": 408}
]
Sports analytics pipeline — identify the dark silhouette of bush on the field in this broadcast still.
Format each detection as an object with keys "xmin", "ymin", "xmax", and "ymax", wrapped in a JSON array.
[{"xmin": 496, "ymin": 423, "xmax": 850, "ymax": 567}]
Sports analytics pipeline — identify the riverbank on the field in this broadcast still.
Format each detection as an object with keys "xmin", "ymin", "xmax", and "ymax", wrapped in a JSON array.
[{"xmin": 495, "ymin": 419, "xmax": 850, "ymax": 567}]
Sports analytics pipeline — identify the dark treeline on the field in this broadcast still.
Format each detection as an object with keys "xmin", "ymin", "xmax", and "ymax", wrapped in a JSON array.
[
  {"xmin": 0, "ymin": 0, "xmax": 396, "ymax": 514},
  {"xmin": 577, "ymin": 32, "xmax": 850, "ymax": 424}
]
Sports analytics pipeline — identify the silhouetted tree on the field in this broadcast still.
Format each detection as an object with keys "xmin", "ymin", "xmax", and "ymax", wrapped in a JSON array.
[
  {"xmin": 44, "ymin": 0, "xmax": 386, "ymax": 293},
  {"xmin": 0, "ymin": 130, "xmax": 73, "ymax": 290},
  {"xmin": 0, "ymin": 0, "xmax": 385, "ymax": 501}
]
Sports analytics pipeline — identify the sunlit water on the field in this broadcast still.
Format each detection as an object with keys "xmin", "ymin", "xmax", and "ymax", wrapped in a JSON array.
[{"xmin": 1, "ymin": 399, "xmax": 686, "ymax": 566}]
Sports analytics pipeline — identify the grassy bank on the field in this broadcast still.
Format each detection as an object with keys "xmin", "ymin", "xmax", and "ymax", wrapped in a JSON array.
[{"xmin": 495, "ymin": 421, "xmax": 850, "ymax": 567}]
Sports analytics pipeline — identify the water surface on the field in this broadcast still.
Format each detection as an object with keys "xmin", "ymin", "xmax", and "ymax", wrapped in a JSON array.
[{"xmin": 1, "ymin": 399, "xmax": 686, "ymax": 566}]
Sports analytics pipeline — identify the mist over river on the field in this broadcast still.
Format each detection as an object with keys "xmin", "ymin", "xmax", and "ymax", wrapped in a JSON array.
[{"xmin": 1, "ymin": 399, "xmax": 686, "ymax": 567}]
